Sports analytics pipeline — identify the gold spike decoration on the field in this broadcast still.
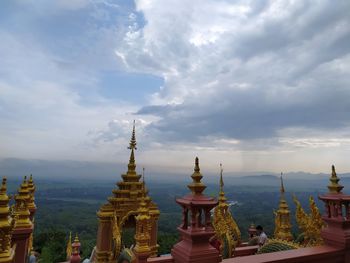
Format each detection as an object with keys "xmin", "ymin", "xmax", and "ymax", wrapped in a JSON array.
[
  {"xmin": 212, "ymin": 164, "xmax": 241, "ymax": 258},
  {"xmin": 218, "ymin": 164, "xmax": 227, "ymax": 204},
  {"xmin": 0, "ymin": 177, "xmax": 15, "ymax": 262},
  {"xmin": 187, "ymin": 157, "xmax": 206, "ymax": 195},
  {"xmin": 328, "ymin": 165, "xmax": 344, "ymax": 194},
  {"xmin": 66, "ymin": 232, "xmax": 72, "ymax": 259},
  {"xmin": 274, "ymin": 173, "xmax": 293, "ymax": 241}
]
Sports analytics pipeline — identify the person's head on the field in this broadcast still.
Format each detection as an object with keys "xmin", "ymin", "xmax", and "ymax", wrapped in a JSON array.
[{"xmin": 256, "ymin": 225, "xmax": 263, "ymax": 234}]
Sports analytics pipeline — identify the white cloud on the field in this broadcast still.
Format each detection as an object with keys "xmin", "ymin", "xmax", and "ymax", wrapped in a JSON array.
[{"xmin": 113, "ymin": 0, "xmax": 350, "ymax": 172}]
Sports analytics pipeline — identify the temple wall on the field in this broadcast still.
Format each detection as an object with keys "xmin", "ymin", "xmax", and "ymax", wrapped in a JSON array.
[{"xmin": 145, "ymin": 245, "xmax": 348, "ymax": 263}]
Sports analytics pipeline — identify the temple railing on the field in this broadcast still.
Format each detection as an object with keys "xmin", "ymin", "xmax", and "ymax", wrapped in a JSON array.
[{"xmin": 222, "ymin": 245, "xmax": 344, "ymax": 263}]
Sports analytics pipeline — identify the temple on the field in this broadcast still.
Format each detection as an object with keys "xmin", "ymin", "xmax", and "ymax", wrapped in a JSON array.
[{"xmin": 3, "ymin": 124, "xmax": 350, "ymax": 262}]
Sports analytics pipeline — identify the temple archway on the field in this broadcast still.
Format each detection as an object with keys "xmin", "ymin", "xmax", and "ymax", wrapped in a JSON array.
[{"xmin": 95, "ymin": 123, "xmax": 160, "ymax": 263}]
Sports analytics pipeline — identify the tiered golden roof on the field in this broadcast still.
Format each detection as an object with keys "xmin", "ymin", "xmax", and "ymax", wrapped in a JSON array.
[
  {"xmin": 0, "ymin": 178, "xmax": 15, "ymax": 263},
  {"xmin": 96, "ymin": 122, "xmax": 160, "ymax": 262},
  {"xmin": 213, "ymin": 164, "xmax": 241, "ymax": 258},
  {"xmin": 274, "ymin": 173, "xmax": 293, "ymax": 241},
  {"xmin": 328, "ymin": 165, "xmax": 344, "ymax": 194}
]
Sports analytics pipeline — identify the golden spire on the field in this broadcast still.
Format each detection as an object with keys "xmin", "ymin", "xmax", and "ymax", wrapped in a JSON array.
[
  {"xmin": 328, "ymin": 165, "xmax": 343, "ymax": 194},
  {"xmin": 27, "ymin": 174, "xmax": 36, "ymax": 212},
  {"xmin": 280, "ymin": 173, "xmax": 285, "ymax": 195},
  {"xmin": 134, "ymin": 170, "xmax": 151, "ymax": 254},
  {"xmin": 74, "ymin": 233, "xmax": 80, "ymax": 243},
  {"xmin": 0, "ymin": 177, "xmax": 14, "ymax": 262},
  {"xmin": 13, "ymin": 176, "xmax": 32, "ymax": 229},
  {"xmin": 188, "ymin": 157, "xmax": 206, "ymax": 195},
  {"xmin": 127, "ymin": 120, "xmax": 137, "ymax": 176},
  {"xmin": 213, "ymin": 164, "xmax": 241, "ymax": 258},
  {"xmin": 274, "ymin": 173, "xmax": 293, "ymax": 241},
  {"xmin": 66, "ymin": 232, "xmax": 72, "ymax": 259},
  {"xmin": 218, "ymin": 163, "xmax": 227, "ymax": 203}
]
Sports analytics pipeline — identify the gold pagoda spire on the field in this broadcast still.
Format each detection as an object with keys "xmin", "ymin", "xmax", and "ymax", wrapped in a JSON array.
[
  {"xmin": 126, "ymin": 120, "xmax": 138, "ymax": 177},
  {"xmin": 218, "ymin": 163, "xmax": 227, "ymax": 204},
  {"xmin": 328, "ymin": 165, "xmax": 343, "ymax": 194},
  {"xmin": 66, "ymin": 232, "xmax": 72, "ymax": 259},
  {"xmin": 0, "ymin": 177, "xmax": 15, "ymax": 262},
  {"xmin": 280, "ymin": 173, "xmax": 285, "ymax": 195},
  {"xmin": 134, "ymin": 171, "xmax": 151, "ymax": 254},
  {"xmin": 188, "ymin": 157, "xmax": 206, "ymax": 195},
  {"xmin": 27, "ymin": 174, "xmax": 36, "ymax": 211},
  {"xmin": 13, "ymin": 176, "xmax": 32, "ymax": 229},
  {"xmin": 274, "ymin": 173, "xmax": 293, "ymax": 241},
  {"xmin": 213, "ymin": 164, "xmax": 241, "ymax": 258}
]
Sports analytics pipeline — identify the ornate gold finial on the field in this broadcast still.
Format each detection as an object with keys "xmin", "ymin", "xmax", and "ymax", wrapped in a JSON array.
[
  {"xmin": 274, "ymin": 174, "xmax": 293, "ymax": 241},
  {"xmin": 127, "ymin": 120, "xmax": 137, "ymax": 176},
  {"xmin": 328, "ymin": 165, "xmax": 343, "ymax": 194},
  {"xmin": 134, "ymin": 168, "xmax": 152, "ymax": 254},
  {"xmin": 13, "ymin": 176, "xmax": 32, "ymax": 229},
  {"xmin": 220, "ymin": 164, "xmax": 224, "ymax": 191},
  {"xmin": 27, "ymin": 174, "xmax": 36, "ymax": 212},
  {"xmin": 280, "ymin": 173, "xmax": 285, "ymax": 194},
  {"xmin": 188, "ymin": 157, "xmax": 206, "ymax": 195},
  {"xmin": 128, "ymin": 120, "xmax": 137, "ymax": 150},
  {"xmin": 66, "ymin": 232, "xmax": 72, "ymax": 259},
  {"xmin": 213, "ymin": 164, "xmax": 241, "ymax": 258},
  {"xmin": 218, "ymin": 164, "xmax": 227, "ymax": 203},
  {"xmin": 0, "ymin": 177, "xmax": 14, "ymax": 261},
  {"xmin": 0, "ymin": 177, "xmax": 7, "ymax": 194},
  {"xmin": 74, "ymin": 233, "xmax": 79, "ymax": 243}
]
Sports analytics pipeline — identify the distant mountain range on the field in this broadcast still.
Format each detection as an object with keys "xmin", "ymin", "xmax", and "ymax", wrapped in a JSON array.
[{"xmin": 1, "ymin": 158, "xmax": 349, "ymax": 192}]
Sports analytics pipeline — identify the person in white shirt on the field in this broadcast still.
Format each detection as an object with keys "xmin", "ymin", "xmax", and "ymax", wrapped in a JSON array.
[{"xmin": 256, "ymin": 225, "xmax": 268, "ymax": 247}]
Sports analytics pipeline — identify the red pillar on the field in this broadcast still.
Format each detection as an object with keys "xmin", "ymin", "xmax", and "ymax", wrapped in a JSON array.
[{"xmin": 12, "ymin": 227, "xmax": 33, "ymax": 263}]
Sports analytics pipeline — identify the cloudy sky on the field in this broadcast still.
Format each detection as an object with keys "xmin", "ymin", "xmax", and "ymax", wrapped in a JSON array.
[{"xmin": 0, "ymin": 0, "xmax": 350, "ymax": 175}]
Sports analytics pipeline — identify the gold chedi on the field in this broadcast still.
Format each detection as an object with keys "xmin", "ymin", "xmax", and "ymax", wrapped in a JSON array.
[{"xmin": 274, "ymin": 174, "xmax": 293, "ymax": 241}]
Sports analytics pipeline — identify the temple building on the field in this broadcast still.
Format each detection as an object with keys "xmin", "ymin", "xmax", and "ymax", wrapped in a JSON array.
[{"xmin": 4, "ymin": 124, "xmax": 350, "ymax": 263}]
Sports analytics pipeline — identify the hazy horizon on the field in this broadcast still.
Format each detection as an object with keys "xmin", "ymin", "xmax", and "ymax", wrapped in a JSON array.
[{"xmin": 1, "ymin": 1, "xmax": 350, "ymax": 175}]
